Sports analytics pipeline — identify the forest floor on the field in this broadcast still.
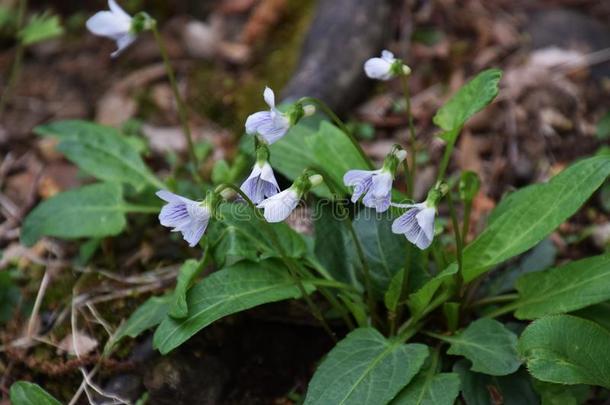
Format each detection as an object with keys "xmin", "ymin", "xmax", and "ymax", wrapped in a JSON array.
[{"xmin": 0, "ymin": 0, "xmax": 609, "ymax": 403}]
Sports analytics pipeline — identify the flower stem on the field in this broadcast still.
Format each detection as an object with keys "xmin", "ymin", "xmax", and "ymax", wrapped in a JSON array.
[
  {"xmin": 216, "ymin": 183, "xmax": 338, "ymax": 341},
  {"xmin": 0, "ymin": 0, "xmax": 28, "ymax": 118},
  {"xmin": 400, "ymin": 74, "xmax": 417, "ymax": 197},
  {"xmin": 462, "ymin": 199, "xmax": 473, "ymax": 245},
  {"xmin": 470, "ymin": 293, "xmax": 518, "ymax": 308},
  {"xmin": 151, "ymin": 24, "xmax": 199, "ymax": 178},
  {"xmin": 298, "ymin": 97, "xmax": 374, "ymax": 170},
  {"xmin": 436, "ymin": 128, "xmax": 459, "ymax": 183},
  {"xmin": 121, "ymin": 204, "xmax": 161, "ymax": 214},
  {"xmin": 446, "ymin": 191, "xmax": 464, "ymax": 292}
]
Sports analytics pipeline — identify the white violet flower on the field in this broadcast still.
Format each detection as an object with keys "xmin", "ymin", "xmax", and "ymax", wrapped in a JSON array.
[
  {"xmin": 364, "ymin": 50, "xmax": 411, "ymax": 81},
  {"xmin": 343, "ymin": 148, "xmax": 407, "ymax": 213},
  {"xmin": 245, "ymin": 87, "xmax": 291, "ymax": 145},
  {"xmin": 257, "ymin": 187, "xmax": 300, "ymax": 223},
  {"xmin": 86, "ymin": 0, "xmax": 136, "ymax": 57},
  {"xmin": 240, "ymin": 161, "xmax": 280, "ymax": 204},
  {"xmin": 157, "ymin": 190, "xmax": 211, "ymax": 247},
  {"xmin": 391, "ymin": 202, "xmax": 436, "ymax": 250},
  {"xmin": 257, "ymin": 174, "xmax": 322, "ymax": 223}
]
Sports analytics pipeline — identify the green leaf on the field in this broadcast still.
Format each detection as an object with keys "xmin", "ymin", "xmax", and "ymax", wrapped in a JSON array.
[
  {"xmin": 153, "ymin": 260, "xmax": 313, "ymax": 354},
  {"xmin": 572, "ymin": 301, "xmax": 610, "ymax": 331},
  {"xmin": 433, "ymin": 69, "xmax": 502, "ymax": 134},
  {"xmin": 408, "ymin": 264, "xmax": 457, "ymax": 317},
  {"xmin": 485, "ymin": 238, "xmax": 556, "ymax": 296},
  {"xmin": 453, "ymin": 361, "xmax": 539, "ymax": 405},
  {"xmin": 459, "ymin": 171, "xmax": 481, "ymax": 202},
  {"xmin": 462, "ymin": 155, "xmax": 610, "ymax": 282},
  {"xmin": 353, "ymin": 208, "xmax": 407, "ymax": 296},
  {"xmin": 169, "ymin": 259, "xmax": 201, "ymax": 319},
  {"xmin": 21, "ymin": 183, "xmax": 127, "ymax": 246},
  {"xmin": 314, "ymin": 203, "xmax": 361, "ymax": 289},
  {"xmin": 35, "ymin": 120, "xmax": 164, "ymax": 191},
  {"xmin": 210, "ymin": 203, "xmax": 307, "ymax": 267},
  {"xmin": 392, "ymin": 369, "xmax": 460, "ymax": 405},
  {"xmin": 307, "ymin": 121, "xmax": 370, "ymax": 193},
  {"xmin": 19, "ymin": 13, "xmax": 63, "ymax": 46},
  {"xmin": 513, "ymin": 253, "xmax": 610, "ymax": 319},
  {"xmin": 304, "ymin": 328, "xmax": 429, "ymax": 405},
  {"xmin": 533, "ymin": 381, "xmax": 590, "ymax": 405},
  {"xmin": 518, "ymin": 315, "xmax": 610, "ymax": 388},
  {"xmin": 106, "ymin": 295, "xmax": 171, "ymax": 352},
  {"xmin": 10, "ymin": 381, "xmax": 61, "ymax": 405},
  {"xmin": 441, "ymin": 318, "xmax": 521, "ymax": 376},
  {"xmin": 384, "ymin": 267, "xmax": 406, "ymax": 313},
  {"xmin": 0, "ymin": 271, "xmax": 20, "ymax": 324}
]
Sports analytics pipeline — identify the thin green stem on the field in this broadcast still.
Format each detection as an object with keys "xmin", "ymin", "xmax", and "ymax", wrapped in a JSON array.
[
  {"xmin": 400, "ymin": 74, "xmax": 417, "ymax": 196},
  {"xmin": 447, "ymin": 191, "xmax": 464, "ymax": 295},
  {"xmin": 484, "ymin": 301, "xmax": 521, "ymax": 319},
  {"xmin": 402, "ymin": 160, "xmax": 413, "ymax": 200},
  {"xmin": 436, "ymin": 129, "xmax": 459, "ymax": 183},
  {"xmin": 298, "ymin": 97, "xmax": 374, "ymax": 170},
  {"xmin": 121, "ymin": 204, "xmax": 161, "ymax": 214},
  {"xmin": 470, "ymin": 293, "xmax": 518, "ymax": 308},
  {"xmin": 0, "ymin": 0, "xmax": 28, "ymax": 117},
  {"xmin": 391, "ymin": 244, "xmax": 412, "ymax": 336},
  {"xmin": 217, "ymin": 184, "xmax": 337, "ymax": 341},
  {"xmin": 151, "ymin": 24, "xmax": 199, "ymax": 177},
  {"xmin": 462, "ymin": 201, "xmax": 473, "ymax": 245}
]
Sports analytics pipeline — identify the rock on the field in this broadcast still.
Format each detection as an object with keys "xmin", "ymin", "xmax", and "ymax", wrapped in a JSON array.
[
  {"xmin": 526, "ymin": 9, "xmax": 610, "ymax": 79},
  {"xmin": 282, "ymin": 0, "xmax": 395, "ymax": 115},
  {"xmin": 144, "ymin": 352, "xmax": 229, "ymax": 405}
]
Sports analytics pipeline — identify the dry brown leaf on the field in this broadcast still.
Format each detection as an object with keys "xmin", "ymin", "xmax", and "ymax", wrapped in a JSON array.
[
  {"xmin": 57, "ymin": 331, "xmax": 99, "ymax": 356},
  {"xmin": 240, "ymin": 0, "xmax": 287, "ymax": 45}
]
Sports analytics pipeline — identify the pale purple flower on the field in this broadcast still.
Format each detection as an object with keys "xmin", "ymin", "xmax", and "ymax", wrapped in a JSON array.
[
  {"xmin": 245, "ymin": 87, "xmax": 290, "ymax": 144},
  {"xmin": 86, "ymin": 0, "xmax": 135, "ymax": 57},
  {"xmin": 240, "ymin": 161, "xmax": 280, "ymax": 204},
  {"xmin": 364, "ymin": 50, "xmax": 411, "ymax": 81},
  {"xmin": 257, "ymin": 187, "xmax": 300, "ymax": 223},
  {"xmin": 391, "ymin": 203, "xmax": 436, "ymax": 250},
  {"xmin": 157, "ymin": 190, "xmax": 210, "ymax": 247},
  {"xmin": 343, "ymin": 169, "xmax": 393, "ymax": 213}
]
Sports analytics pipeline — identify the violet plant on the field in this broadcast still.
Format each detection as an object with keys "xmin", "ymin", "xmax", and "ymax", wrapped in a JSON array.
[{"xmin": 11, "ymin": 2, "xmax": 610, "ymax": 404}]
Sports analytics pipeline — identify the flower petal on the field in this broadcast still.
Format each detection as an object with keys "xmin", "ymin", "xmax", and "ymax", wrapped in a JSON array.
[
  {"xmin": 245, "ymin": 111, "xmax": 272, "ymax": 134},
  {"xmin": 86, "ymin": 11, "xmax": 128, "ymax": 38},
  {"xmin": 259, "ymin": 162, "xmax": 280, "ymax": 191},
  {"xmin": 416, "ymin": 207, "xmax": 436, "ymax": 241},
  {"xmin": 256, "ymin": 117, "xmax": 289, "ymax": 144},
  {"xmin": 179, "ymin": 217, "xmax": 209, "ymax": 247},
  {"xmin": 108, "ymin": 0, "xmax": 132, "ymax": 21},
  {"xmin": 370, "ymin": 171, "xmax": 393, "ymax": 198},
  {"xmin": 364, "ymin": 58, "xmax": 393, "ymax": 80},
  {"xmin": 343, "ymin": 169, "xmax": 375, "ymax": 186},
  {"xmin": 111, "ymin": 34, "xmax": 136, "ymax": 57},
  {"xmin": 263, "ymin": 86, "xmax": 275, "ymax": 108},
  {"xmin": 257, "ymin": 189, "xmax": 299, "ymax": 223},
  {"xmin": 156, "ymin": 190, "xmax": 193, "ymax": 204},
  {"xmin": 381, "ymin": 49, "xmax": 395, "ymax": 62}
]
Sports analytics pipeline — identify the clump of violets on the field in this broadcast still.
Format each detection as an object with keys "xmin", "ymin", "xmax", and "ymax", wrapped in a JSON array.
[
  {"xmin": 245, "ymin": 87, "xmax": 315, "ymax": 145},
  {"xmin": 240, "ymin": 144, "xmax": 280, "ymax": 204},
  {"xmin": 86, "ymin": 0, "xmax": 154, "ymax": 57},
  {"xmin": 258, "ymin": 173, "xmax": 323, "ymax": 223},
  {"xmin": 157, "ymin": 190, "xmax": 220, "ymax": 247},
  {"xmin": 343, "ymin": 147, "xmax": 407, "ymax": 213},
  {"xmin": 364, "ymin": 50, "xmax": 411, "ymax": 81}
]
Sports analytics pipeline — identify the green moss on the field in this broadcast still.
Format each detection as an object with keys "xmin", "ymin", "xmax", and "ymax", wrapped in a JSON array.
[{"xmin": 191, "ymin": 0, "xmax": 316, "ymax": 135}]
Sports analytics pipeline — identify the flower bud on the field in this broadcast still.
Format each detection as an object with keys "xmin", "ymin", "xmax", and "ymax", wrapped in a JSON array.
[
  {"xmin": 308, "ymin": 174, "xmax": 323, "ymax": 187},
  {"xmin": 303, "ymin": 105, "xmax": 316, "ymax": 117}
]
